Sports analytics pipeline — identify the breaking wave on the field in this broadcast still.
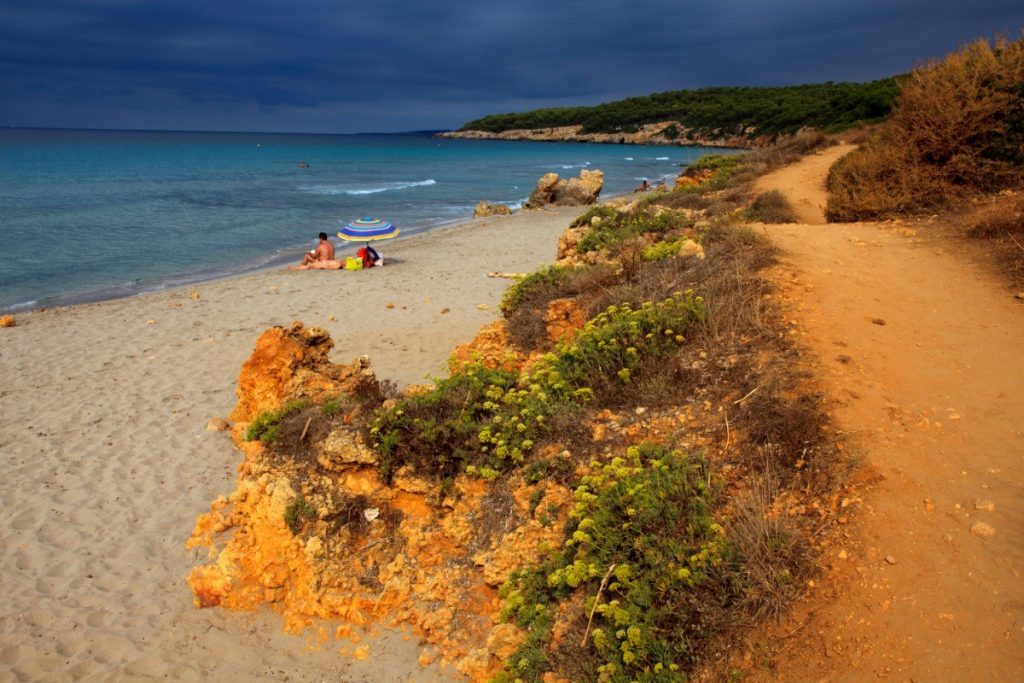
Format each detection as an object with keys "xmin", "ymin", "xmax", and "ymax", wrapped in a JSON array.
[{"xmin": 299, "ymin": 179, "xmax": 437, "ymax": 196}]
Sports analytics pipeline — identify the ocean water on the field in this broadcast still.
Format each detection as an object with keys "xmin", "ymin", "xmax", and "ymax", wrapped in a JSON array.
[{"xmin": 0, "ymin": 129, "xmax": 722, "ymax": 311}]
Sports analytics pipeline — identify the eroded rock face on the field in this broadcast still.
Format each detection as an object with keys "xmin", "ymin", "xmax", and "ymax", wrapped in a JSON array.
[
  {"xmin": 526, "ymin": 169, "xmax": 604, "ymax": 209},
  {"xmin": 188, "ymin": 323, "xmax": 569, "ymax": 680},
  {"xmin": 674, "ymin": 167, "xmax": 715, "ymax": 189},
  {"xmin": 474, "ymin": 201, "xmax": 512, "ymax": 217},
  {"xmin": 545, "ymin": 298, "xmax": 587, "ymax": 345},
  {"xmin": 448, "ymin": 320, "xmax": 527, "ymax": 374},
  {"xmin": 229, "ymin": 321, "xmax": 377, "ymax": 424}
]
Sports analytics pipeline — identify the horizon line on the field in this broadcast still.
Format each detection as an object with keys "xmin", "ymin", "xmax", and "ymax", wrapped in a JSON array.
[{"xmin": 0, "ymin": 124, "xmax": 452, "ymax": 137}]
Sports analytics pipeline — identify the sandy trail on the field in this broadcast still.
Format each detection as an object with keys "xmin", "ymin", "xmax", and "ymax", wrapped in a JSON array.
[
  {"xmin": 0, "ymin": 206, "xmax": 583, "ymax": 682},
  {"xmin": 753, "ymin": 146, "xmax": 1024, "ymax": 679}
]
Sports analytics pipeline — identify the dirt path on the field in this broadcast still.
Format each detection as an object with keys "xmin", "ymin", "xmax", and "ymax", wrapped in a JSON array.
[{"xmin": 750, "ymin": 145, "xmax": 1024, "ymax": 680}]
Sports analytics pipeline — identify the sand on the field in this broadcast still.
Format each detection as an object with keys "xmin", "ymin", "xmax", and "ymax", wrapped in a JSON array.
[{"xmin": 0, "ymin": 205, "xmax": 586, "ymax": 682}]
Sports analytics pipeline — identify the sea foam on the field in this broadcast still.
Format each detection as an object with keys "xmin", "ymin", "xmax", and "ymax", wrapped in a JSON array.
[{"xmin": 299, "ymin": 179, "xmax": 437, "ymax": 196}]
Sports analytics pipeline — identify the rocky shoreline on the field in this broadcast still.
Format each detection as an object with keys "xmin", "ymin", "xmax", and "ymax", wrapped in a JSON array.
[{"xmin": 438, "ymin": 120, "xmax": 766, "ymax": 148}]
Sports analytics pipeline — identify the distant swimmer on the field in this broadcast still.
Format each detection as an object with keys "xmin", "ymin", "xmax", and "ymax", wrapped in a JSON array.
[
  {"xmin": 297, "ymin": 232, "xmax": 335, "ymax": 267},
  {"xmin": 298, "ymin": 161, "xmax": 309, "ymax": 168}
]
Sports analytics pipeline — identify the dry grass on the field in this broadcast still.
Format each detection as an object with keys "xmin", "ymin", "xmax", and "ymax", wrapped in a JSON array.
[
  {"xmin": 729, "ymin": 461, "xmax": 812, "ymax": 622},
  {"xmin": 503, "ymin": 264, "xmax": 619, "ymax": 350},
  {"xmin": 828, "ymin": 38, "xmax": 1024, "ymax": 221},
  {"xmin": 964, "ymin": 191, "xmax": 1024, "ymax": 282},
  {"xmin": 747, "ymin": 190, "xmax": 799, "ymax": 223}
]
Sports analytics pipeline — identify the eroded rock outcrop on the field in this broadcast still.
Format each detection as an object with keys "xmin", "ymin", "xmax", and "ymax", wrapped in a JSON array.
[
  {"xmin": 473, "ymin": 201, "xmax": 512, "ymax": 217},
  {"xmin": 188, "ymin": 323, "xmax": 571, "ymax": 680},
  {"xmin": 525, "ymin": 169, "xmax": 604, "ymax": 209}
]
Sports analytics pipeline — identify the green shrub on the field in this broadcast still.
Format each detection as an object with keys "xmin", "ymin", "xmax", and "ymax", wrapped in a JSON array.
[
  {"xmin": 321, "ymin": 398, "xmax": 344, "ymax": 417},
  {"xmin": 501, "ymin": 265, "xmax": 574, "ymax": 317},
  {"xmin": 284, "ymin": 496, "xmax": 316, "ymax": 535},
  {"xmin": 570, "ymin": 205, "xmax": 619, "ymax": 229},
  {"xmin": 371, "ymin": 294, "xmax": 706, "ymax": 481},
  {"xmin": 640, "ymin": 240, "xmax": 682, "ymax": 261},
  {"xmin": 548, "ymin": 294, "xmax": 704, "ymax": 401},
  {"xmin": 577, "ymin": 210, "xmax": 690, "ymax": 254},
  {"xmin": 245, "ymin": 399, "xmax": 310, "ymax": 443},
  {"xmin": 494, "ymin": 444, "xmax": 729, "ymax": 682}
]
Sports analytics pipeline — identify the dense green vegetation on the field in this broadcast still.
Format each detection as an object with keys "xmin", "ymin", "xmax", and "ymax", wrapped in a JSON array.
[
  {"xmin": 494, "ymin": 444, "xmax": 728, "ymax": 683},
  {"xmin": 460, "ymin": 80, "xmax": 901, "ymax": 138},
  {"xmin": 370, "ymin": 294, "xmax": 705, "ymax": 482},
  {"xmin": 244, "ymin": 399, "xmax": 310, "ymax": 443}
]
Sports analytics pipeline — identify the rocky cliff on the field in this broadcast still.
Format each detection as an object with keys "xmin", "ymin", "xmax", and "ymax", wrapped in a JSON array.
[{"xmin": 439, "ymin": 121, "xmax": 769, "ymax": 149}]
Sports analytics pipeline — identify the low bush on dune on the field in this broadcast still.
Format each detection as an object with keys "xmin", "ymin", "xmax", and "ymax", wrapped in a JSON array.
[
  {"xmin": 371, "ymin": 293, "xmax": 706, "ymax": 482},
  {"xmin": 494, "ymin": 444, "xmax": 728, "ymax": 683},
  {"xmin": 745, "ymin": 190, "xmax": 799, "ymax": 223},
  {"xmin": 578, "ymin": 209, "xmax": 693, "ymax": 254},
  {"xmin": 827, "ymin": 38, "xmax": 1024, "ymax": 221}
]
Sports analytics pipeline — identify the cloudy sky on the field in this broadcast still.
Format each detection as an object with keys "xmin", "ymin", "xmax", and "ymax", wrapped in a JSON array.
[{"xmin": 1, "ymin": 0, "xmax": 1021, "ymax": 133}]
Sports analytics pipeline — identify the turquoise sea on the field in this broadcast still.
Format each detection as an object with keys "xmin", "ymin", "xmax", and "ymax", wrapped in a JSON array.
[{"xmin": 0, "ymin": 129, "xmax": 721, "ymax": 311}]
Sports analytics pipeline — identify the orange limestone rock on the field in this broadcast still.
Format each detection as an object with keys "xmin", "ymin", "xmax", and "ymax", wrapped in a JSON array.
[
  {"xmin": 674, "ymin": 166, "xmax": 715, "ymax": 189},
  {"xmin": 545, "ymin": 298, "xmax": 587, "ymax": 345},
  {"xmin": 187, "ymin": 323, "xmax": 564, "ymax": 680},
  {"xmin": 0, "ymin": 314, "xmax": 15, "ymax": 328},
  {"xmin": 448, "ymin": 320, "xmax": 527, "ymax": 373},
  {"xmin": 229, "ymin": 321, "xmax": 377, "ymax": 424}
]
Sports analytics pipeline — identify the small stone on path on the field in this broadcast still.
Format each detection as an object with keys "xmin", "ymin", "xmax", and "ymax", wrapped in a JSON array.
[
  {"xmin": 970, "ymin": 521, "xmax": 996, "ymax": 538},
  {"xmin": 885, "ymin": 555, "xmax": 897, "ymax": 565}
]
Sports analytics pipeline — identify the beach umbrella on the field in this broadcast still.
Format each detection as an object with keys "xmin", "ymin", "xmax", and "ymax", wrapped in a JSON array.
[{"xmin": 337, "ymin": 217, "xmax": 399, "ymax": 244}]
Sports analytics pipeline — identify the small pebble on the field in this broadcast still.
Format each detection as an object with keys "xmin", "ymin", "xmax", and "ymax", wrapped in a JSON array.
[
  {"xmin": 885, "ymin": 555, "xmax": 897, "ymax": 565},
  {"xmin": 970, "ymin": 521, "xmax": 996, "ymax": 538},
  {"xmin": 974, "ymin": 500, "xmax": 995, "ymax": 512},
  {"xmin": 871, "ymin": 318, "xmax": 886, "ymax": 326}
]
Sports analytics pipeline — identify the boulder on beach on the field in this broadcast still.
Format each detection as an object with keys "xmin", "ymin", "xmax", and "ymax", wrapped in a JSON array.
[
  {"xmin": 0, "ymin": 315, "xmax": 15, "ymax": 328},
  {"xmin": 473, "ymin": 201, "xmax": 512, "ymax": 218},
  {"xmin": 525, "ymin": 169, "xmax": 604, "ymax": 209}
]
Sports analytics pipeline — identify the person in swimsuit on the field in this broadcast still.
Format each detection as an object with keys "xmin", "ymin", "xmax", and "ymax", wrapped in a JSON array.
[{"xmin": 297, "ymin": 232, "xmax": 335, "ymax": 266}]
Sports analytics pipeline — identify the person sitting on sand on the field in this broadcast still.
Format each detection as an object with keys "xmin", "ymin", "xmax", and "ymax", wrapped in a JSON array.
[
  {"xmin": 289, "ymin": 258, "xmax": 343, "ymax": 270},
  {"xmin": 298, "ymin": 232, "xmax": 335, "ymax": 266},
  {"xmin": 634, "ymin": 179, "xmax": 649, "ymax": 193}
]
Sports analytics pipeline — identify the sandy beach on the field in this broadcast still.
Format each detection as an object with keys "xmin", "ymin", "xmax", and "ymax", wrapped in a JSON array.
[{"xmin": 0, "ymin": 205, "xmax": 586, "ymax": 682}]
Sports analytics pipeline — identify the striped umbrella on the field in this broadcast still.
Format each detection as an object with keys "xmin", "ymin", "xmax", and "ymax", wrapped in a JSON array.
[{"xmin": 337, "ymin": 217, "xmax": 399, "ymax": 243}]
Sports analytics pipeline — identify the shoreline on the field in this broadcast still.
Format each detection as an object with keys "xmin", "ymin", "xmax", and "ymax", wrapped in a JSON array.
[
  {"xmin": 0, "ymin": 212, "xmax": 510, "ymax": 315},
  {"xmin": 0, "ymin": 203, "xmax": 589, "ymax": 681}
]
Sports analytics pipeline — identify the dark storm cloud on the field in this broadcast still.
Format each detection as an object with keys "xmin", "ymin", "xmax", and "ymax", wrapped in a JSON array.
[{"xmin": 0, "ymin": 0, "xmax": 1022, "ymax": 132}]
